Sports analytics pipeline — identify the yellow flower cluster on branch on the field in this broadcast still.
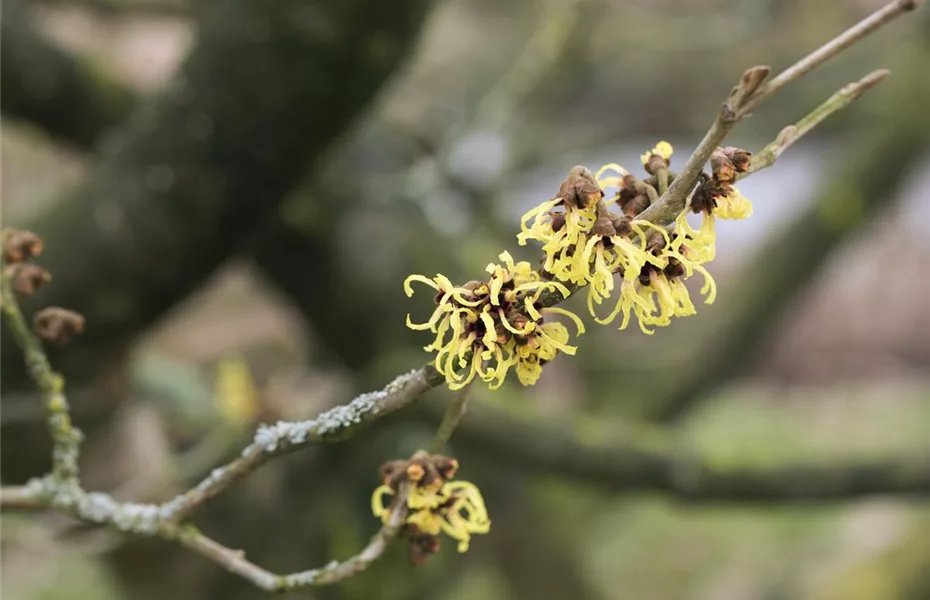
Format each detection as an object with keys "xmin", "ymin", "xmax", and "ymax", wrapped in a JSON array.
[
  {"xmin": 404, "ymin": 251, "xmax": 583, "ymax": 390},
  {"xmin": 404, "ymin": 141, "xmax": 754, "ymax": 388},
  {"xmin": 372, "ymin": 453, "xmax": 489, "ymax": 564}
]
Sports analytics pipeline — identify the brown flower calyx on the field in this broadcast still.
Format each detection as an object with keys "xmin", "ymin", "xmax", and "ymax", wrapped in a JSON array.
[
  {"xmin": 380, "ymin": 451, "xmax": 459, "ymax": 492},
  {"xmin": 642, "ymin": 152, "xmax": 669, "ymax": 176},
  {"xmin": 6, "ymin": 264, "xmax": 52, "ymax": 296},
  {"xmin": 615, "ymin": 175, "xmax": 654, "ymax": 217},
  {"xmin": 558, "ymin": 166, "xmax": 603, "ymax": 209},
  {"xmin": 2, "ymin": 230, "xmax": 44, "ymax": 264},
  {"xmin": 720, "ymin": 146, "xmax": 752, "ymax": 173},
  {"xmin": 407, "ymin": 532, "xmax": 441, "ymax": 566},
  {"xmin": 33, "ymin": 307, "xmax": 85, "ymax": 345}
]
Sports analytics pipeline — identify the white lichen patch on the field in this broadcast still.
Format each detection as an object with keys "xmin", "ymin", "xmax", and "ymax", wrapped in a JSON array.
[
  {"xmin": 250, "ymin": 369, "xmax": 423, "ymax": 454},
  {"xmin": 74, "ymin": 492, "xmax": 163, "ymax": 534}
]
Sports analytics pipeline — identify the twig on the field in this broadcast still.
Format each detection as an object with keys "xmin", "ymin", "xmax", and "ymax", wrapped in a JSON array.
[
  {"xmin": 0, "ymin": 261, "xmax": 83, "ymax": 481},
  {"xmin": 636, "ymin": 0, "xmax": 916, "ymax": 227},
  {"xmin": 429, "ymin": 388, "xmax": 472, "ymax": 453},
  {"xmin": 0, "ymin": 485, "xmax": 47, "ymax": 509},
  {"xmin": 176, "ymin": 486, "xmax": 410, "ymax": 591},
  {"xmin": 738, "ymin": 0, "xmax": 919, "ymax": 116},
  {"xmin": 744, "ymin": 69, "xmax": 890, "ymax": 176},
  {"xmin": 160, "ymin": 367, "xmax": 440, "ymax": 523}
]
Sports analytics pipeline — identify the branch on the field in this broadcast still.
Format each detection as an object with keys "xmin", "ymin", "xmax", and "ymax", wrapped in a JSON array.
[
  {"xmin": 429, "ymin": 388, "xmax": 472, "ymax": 453},
  {"xmin": 0, "ymin": 255, "xmax": 83, "ymax": 481},
  {"xmin": 34, "ymin": 0, "xmax": 192, "ymax": 18},
  {"xmin": 159, "ymin": 367, "xmax": 440, "ymax": 522},
  {"xmin": 744, "ymin": 69, "xmax": 890, "ymax": 176},
  {"xmin": 0, "ymin": 485, "xmax": 47, "ymax": 509},
  {"xmin": 636, "ymin": 0, "xmax": 916, "ymax": 227},
  {"xmin": 175, "ymin": 486, "xmax": 409, "ymax": 591},
  {"xmin": 646, "ymin": 51, "xmax": 930, "ymax": 422},
  {"xmin": 0, "ymin": 0, "xmax": 138, "ymax": 148},
  {"xmin": 441, "ymin": 401, "xmax": 930, "ymax": 502}
]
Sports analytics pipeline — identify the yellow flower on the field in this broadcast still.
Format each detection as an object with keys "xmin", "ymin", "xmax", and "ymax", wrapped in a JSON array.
[
  {"xmin": 713, "ymin": 187, "xmax": 753, "ymax": 219},
  {"xmin": 373, "ymin": 457, "xmax": 490, "ymax": 555},
  {"xmin": 439, "ymin": 481, "xmax": 491, "ymax": 553},
  {"xmin": 641, "ymin": 140, "xmax": 674, "ymax": 165}
]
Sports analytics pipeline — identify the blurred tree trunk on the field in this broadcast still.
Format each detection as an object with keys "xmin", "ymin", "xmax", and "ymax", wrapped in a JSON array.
[{"xmin": 1, "ymin": 0, "xmax": 137, "ymax": 148}]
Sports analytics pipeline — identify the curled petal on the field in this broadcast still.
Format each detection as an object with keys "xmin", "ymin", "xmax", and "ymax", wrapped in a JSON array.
[{"xmin": 541, "ymin": 306, "xmax": 586, "ymax": 335}]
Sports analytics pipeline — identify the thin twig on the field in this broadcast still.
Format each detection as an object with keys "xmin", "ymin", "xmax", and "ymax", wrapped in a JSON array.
[
  {"xmin": 744, "ymin": 69, "xmax": 890, "ymax": 176},
  {"xmin": 429, "ymin": 388, "xmax": 472, "ymax": 453},
  {"xmin": 637, "ymin": 0, "xmax": 915, "ymax": 226},
  {"xmin": 0, "ymin": 485, "xmax": 47, "ymax": 509},
  {"xmin": 738, "ymin": 0, "xmax": 919, "ymax": 116},
  {"xmin": 161, "ymin": 367, "xmax": 440, "ymax": 523},
  {"xmin": 0, "ymin": 259, "xmax": 83, "ymax": 481},
  {"xmin": 175, "ymin": 486, "xmax": 410, "ymax": 591}
]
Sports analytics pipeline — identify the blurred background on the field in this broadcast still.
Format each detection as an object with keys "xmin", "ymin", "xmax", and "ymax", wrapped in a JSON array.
[{"xmin": 2, "ymin": 0, "xmax": 930, "ymax": 598}]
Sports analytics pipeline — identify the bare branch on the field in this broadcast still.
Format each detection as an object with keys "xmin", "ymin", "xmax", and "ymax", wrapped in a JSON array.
[
  {"xmin": 1, "ymin": 250, "xmax": 83, "ymax": 481},
  {"xmin": 739, "ymin": 0, "xmax": 919, "ymax": 116},
  {"xmin": 636, "ymin": 0, "xmax": 915, "ymax": 228},
  {"xmin": 0, "ymin": 485, "xmax": 47, "ymax": 509},
  {"xmin": 430, "ymin": 388, "xmax": 472, "ymax": 453},
  {"xmin": 176, "ymin": 486, "xmax": 409, "ymax": 591},
  {"xmin": 161, "ymin": 367, "xmax": 441, "ymax": 522},
  {"xmin": 744, "ymin": 69, "xmax": 890, "ymax": 176}
]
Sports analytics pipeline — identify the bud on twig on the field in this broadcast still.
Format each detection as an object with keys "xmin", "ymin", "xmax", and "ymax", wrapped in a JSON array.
[
  {"xmin": 34, "ymin": 307, "xmax": 85, "ymax": 345},
  {"xmin": 2, "ymin": 230, "xmax": 44, "ymax": 264},
  {"xmin": 6, "ymin": 264, "xmax": 52, "ymax": 296}
]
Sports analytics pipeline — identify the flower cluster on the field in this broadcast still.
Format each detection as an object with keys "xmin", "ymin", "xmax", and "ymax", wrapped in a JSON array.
[
  {"xmin": 404, "ymin": 142, "xmax": 754, "ymax": 388},
  {"xmin": 404, "ymin": 251, "xmax": 584, "ymax": 389},
  {"xmin": 371, "ymin": 452, "xmax": 489, "ymax": 565}
]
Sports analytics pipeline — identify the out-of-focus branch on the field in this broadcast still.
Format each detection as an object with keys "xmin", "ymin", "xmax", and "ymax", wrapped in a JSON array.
[
  {"xmin": 0, "ymin": 0, "xmax": 138, "ymax": 148},
  {"xmin": 438, "ymin": 401, "xmax": 930, "ymax": 502},
  {"xmin": 0, "ymin": 485, "xmax": 46, "ymax": 509},
  {"xmin": 35, "ymin": 0, "xmax": 192, "ymax": 18},
  {"xmin": 1, "ymin": 245, "xmax": 83, "ymax": 481}
]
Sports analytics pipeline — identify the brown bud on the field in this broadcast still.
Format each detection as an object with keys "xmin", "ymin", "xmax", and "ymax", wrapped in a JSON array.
[
  {"xmin": 408, "ymin": 533, "xmax": 441, "ymax": 566},
  {"xmin": 644, "ymin": 231, "xmax": 667, "ymax": 254},
  {"xmin": 550, "ymin": 212, "xmax": 566, "ymax": 232},
  {"xmin": 611, "ymin": 215, "xmax": 633, "ymax": 237},
  {"xmin": 592, "ymin": 216, "xmax": 616, "ymax": 237},
  {"xmin": 559, "ymin": 166, "xmax": 603, "ymax": 209},
  {"xmin": 664, "ymin": 257, "xmax": 686, "ymax": 279},
  {"xmin": 433, "ymin": 456, "xmax": 458, "ymax": 480},
  {"xmin": 380, "ymin": 459, "xmax": 408, "ymax": 486},
  {"xmin": 643, "ymin": 153, "xmax": 668, "ymax": 176},
  {"xmin": 710, "ymin": 150, "xmax": 737, "ymax": 184},
  {"xmin": 721, "ymin": 146, "xmax": 752, "ymax": 172},
  {"xmin": 622, "ymin": 196, "xmax": 649, "ymax": 217},
  {"xmin": 33, "ymin": 307, "xmax": 85, "ymax": 345},
  {"xmin": 2, "ymin": 230, "xmax": 43, "ymax": 264},
  {"xmin": 6, "ymin": 264, "xmax": 51, "ymax": 296}
]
